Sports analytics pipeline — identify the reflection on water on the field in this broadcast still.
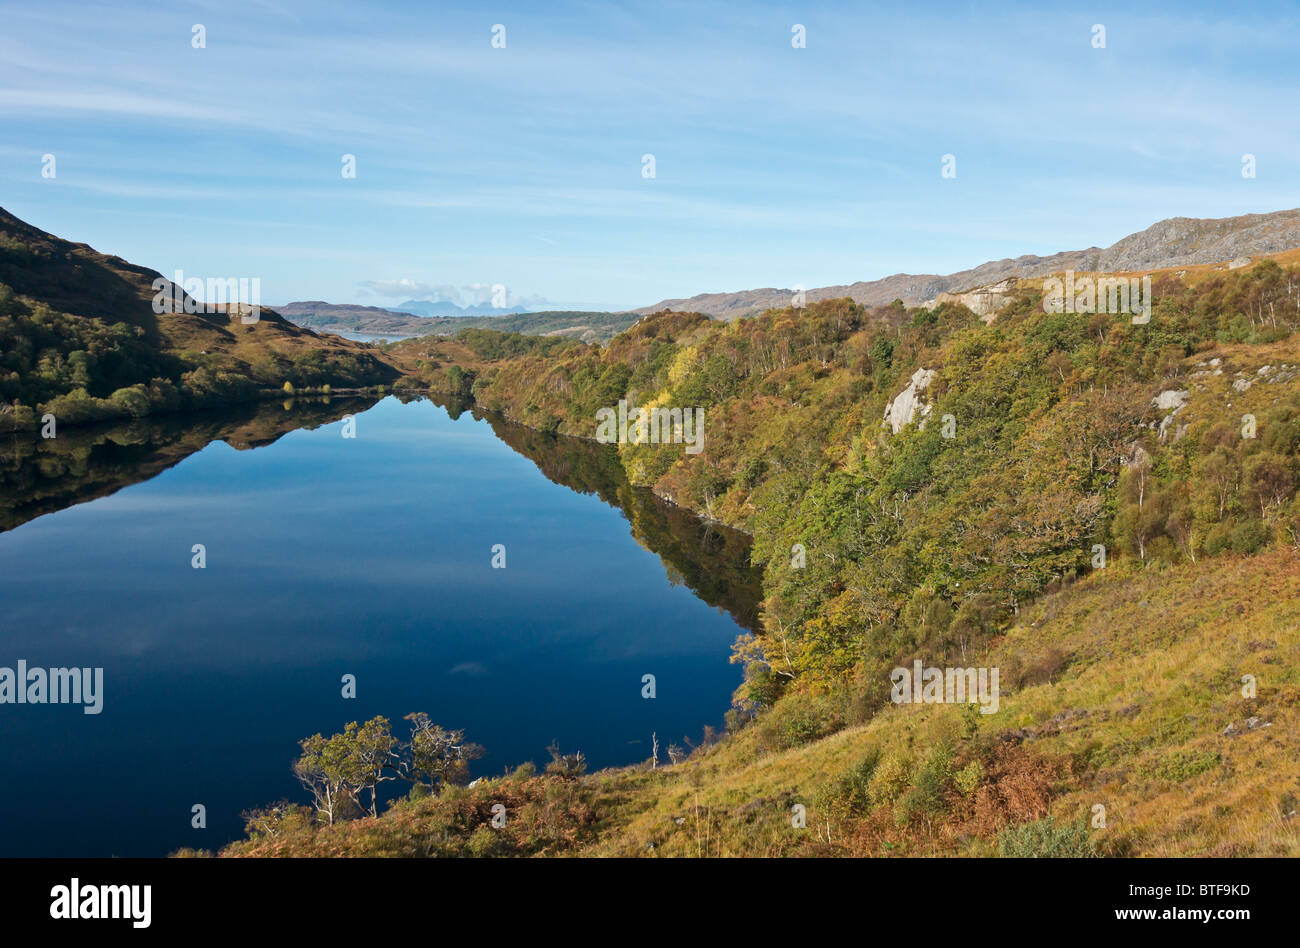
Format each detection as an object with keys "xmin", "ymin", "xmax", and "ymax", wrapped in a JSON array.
[
  {"xmin": 330, "ymin": 330, "xmax": 415, "ymax": 344},
  {"xmin": 469, "ymin": 402, "xmax": 761, "ymax": 633},
  {"xmin": 0, "ymin": 397, "xmax": 380, "ymax": 533},
  {"xmin": 0, "ymin": 394, "xmax": 761, "ymax": 856}
]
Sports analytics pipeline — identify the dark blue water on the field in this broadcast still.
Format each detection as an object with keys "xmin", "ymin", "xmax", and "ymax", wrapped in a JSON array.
[{"xmin": 0, "ymin": 396, "xmax": 756, "ymax": 856}]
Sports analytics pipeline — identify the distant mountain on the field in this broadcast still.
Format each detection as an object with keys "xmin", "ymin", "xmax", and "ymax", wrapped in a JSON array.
[
  {"xmin": 391, "ymin": 298, "xmax": 524, "ymax": 318},
  {"xmin": 275, "ymin": 301, "xmax": 428, "ymax": 334},
  {"xmin": 279, "ymin": 300, "xmax": 638, "ymax": 344},
  {"xmin": 277, "ymin": 299, "xmax": 546, "ymax": 328},
  {"xmin": 635, "ymin": 208, "xmax": 1300, "ymax": 319}
]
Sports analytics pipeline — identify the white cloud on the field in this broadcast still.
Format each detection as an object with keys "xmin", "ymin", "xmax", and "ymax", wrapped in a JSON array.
[
  {"xmin": 357, "ymin": 279, "xmax": 462, "ymax": 301},
  {"xmin": 357, "ymin": 278, "xmax": 552, "ymax": 310}
]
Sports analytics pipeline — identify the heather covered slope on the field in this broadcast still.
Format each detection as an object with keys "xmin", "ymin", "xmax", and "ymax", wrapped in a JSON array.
[
  {"xmin": 0, "ymin": 208, "xmax": 399, "ymax": 431},
  {"xmin": 573, "ymin": 549, "xmax": 1300, "ymax": 857}
]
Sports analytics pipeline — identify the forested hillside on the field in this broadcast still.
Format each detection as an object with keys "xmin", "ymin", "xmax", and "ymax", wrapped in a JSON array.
[{"xmin": 461, "ymin": 259, "xmax": 1300, "ymax": 708}]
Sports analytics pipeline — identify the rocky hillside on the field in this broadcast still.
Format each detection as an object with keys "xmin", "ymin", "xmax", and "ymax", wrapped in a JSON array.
[{"xmin": 635, "ymin": 208, "xmax": 1300, "ymax": 320}]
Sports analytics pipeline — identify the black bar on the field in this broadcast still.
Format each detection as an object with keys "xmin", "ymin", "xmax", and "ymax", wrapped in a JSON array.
[{"xmin": 1, "ymin": 857, "xmax": 1282, "ymax": 934}]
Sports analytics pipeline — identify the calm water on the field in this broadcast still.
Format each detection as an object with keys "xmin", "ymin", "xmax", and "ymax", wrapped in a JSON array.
[
  {"xmin": 330, "ymin": 330, "xmax": 416, "ymax": 343},
  {"xmin": 0, "ymin": 396, "xmax": 758, "ymax": 856}
]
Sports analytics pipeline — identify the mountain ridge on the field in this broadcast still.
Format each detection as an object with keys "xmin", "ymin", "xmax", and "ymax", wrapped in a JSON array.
[{"xmin": 635, "ymin": 208, "xmax": 1300, "ymax": 319}]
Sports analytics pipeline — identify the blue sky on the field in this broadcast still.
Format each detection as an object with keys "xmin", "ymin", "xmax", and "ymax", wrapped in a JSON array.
[{"xmin": 1, "ymin": 0, "xmax": 1297, "ymax": 311}]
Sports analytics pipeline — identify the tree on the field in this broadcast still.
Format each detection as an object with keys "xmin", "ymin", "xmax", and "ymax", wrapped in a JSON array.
[
  {"xmin": 1195, "ymin": 448, "xmax": 1240, "ymax": 521},
  {"xmin": 1045, "ymin": 350, "xmax": 1072, "ymax": 383},
  {"xmin": 350, "ymin": 717, "xmax": 399, "ymax": 817},
  {"xmin": 293, "ymin": 731, "xmax": 362, "ymax": 825},
  {"xmin": 401, "ymin": 713, "xmax": 483, "ymax": 789},
  {"xmin": 293, "ymin": 714, "xmax": 480, "ymax": 823},
  {"xmin": 1244, "ymin": 452, "xmax": 1294, "ymax": 517},
  {"xmin": 1114, "ymin": 462, "xmax": 1170, "ymax": 561},
  {"xmin": 109, "ymin": 384, "xmax": 150, "ymax": 418},
  {"xmin": 241, "ymin": 801, "xmax": 313, "ymax": 840}
]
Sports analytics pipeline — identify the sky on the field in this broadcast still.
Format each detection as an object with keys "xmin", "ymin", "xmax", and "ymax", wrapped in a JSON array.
[{"xmin": 1, "ymin": 0, "xmax": 1297, "ymax": 312}]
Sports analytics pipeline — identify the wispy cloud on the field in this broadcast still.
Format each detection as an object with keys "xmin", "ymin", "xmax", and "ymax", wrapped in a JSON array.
[{"xmin": 3, "ymin": 0, "xmax": 1297, "ymax": 306}]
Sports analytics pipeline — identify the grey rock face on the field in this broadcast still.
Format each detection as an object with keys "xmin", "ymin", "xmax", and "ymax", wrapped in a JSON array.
[{"xmin": 883, "ymin": 367, "xmax": 936, "ymax": 434}]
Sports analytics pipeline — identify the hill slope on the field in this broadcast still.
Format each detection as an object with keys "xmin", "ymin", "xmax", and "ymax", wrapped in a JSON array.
[
  {"xmin": 222, "ymin": 548, "xmax": 1299, "ymax": 857},
  {"xmin": 0, "ymin": 207, "xmax": 399, "ymax": 431}
]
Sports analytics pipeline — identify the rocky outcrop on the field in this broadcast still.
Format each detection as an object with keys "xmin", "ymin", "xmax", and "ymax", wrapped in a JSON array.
[
  {"xmin": 932, "ymin": 278, "xmax": 1017, "ymax": 321},
  {"xmin": 883, "ymin": 367, "xmax": 936, "ymax": 433},
  {"xmin": 1152, "ymin": 389, "xmax": 1190, "ymax": 413},
  {"xmin": 1152, "ymin": 389, "xmax": 1191, "ymax": 441}
]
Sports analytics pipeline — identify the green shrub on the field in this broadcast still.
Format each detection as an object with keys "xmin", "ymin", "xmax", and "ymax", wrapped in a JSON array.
[
  {"xmin": 757, "ymin": 691, "xmax": 846, "ymax": 751},
  {"xmin": 868, "ymin": 752, "xmax": 914, "ymax": 807},
  {"xmin": 894, "ymin": 740, "xmax": 954, "ymax": 826},
  {"xmin": 1139, "ymin": 749, "xmax": 1221, "ymax": 783},
  {"xmin": 467, "ymin": 825, "xmax": 507, "ymax": 857},
  {"xmin": 1231, "ymin": 518, "xmax": 1268, "ymax": 554},
  {"xmin": 813, "ymin": 747, "xmax": 881, "ymax": 829},
  {"xmin": 996, "ymin": 815, "xmax": 1098, "ymax": 857},
  {"xmin": 1203, "ymin": 522, "xmax": 1234, "ymax": 556},
  {"xmin": 954, "ymin": 760, "xmax": 984, "ymax": 798}
]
